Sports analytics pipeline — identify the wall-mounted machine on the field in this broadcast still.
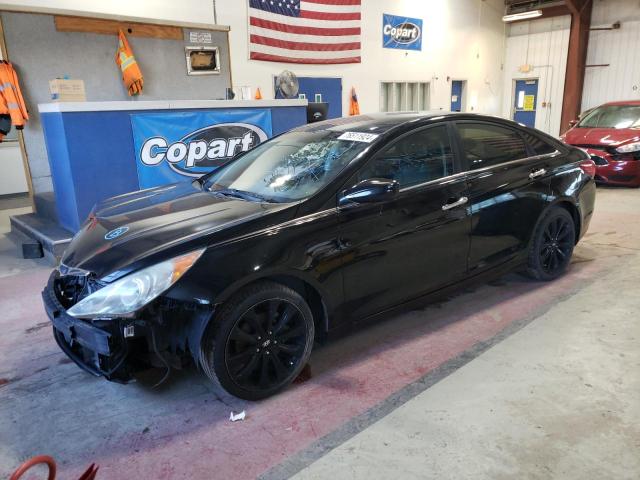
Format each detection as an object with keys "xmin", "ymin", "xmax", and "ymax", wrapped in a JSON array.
[{"xmin": 185, "ymin": 46, "xmax": 220, "ymax": 75}]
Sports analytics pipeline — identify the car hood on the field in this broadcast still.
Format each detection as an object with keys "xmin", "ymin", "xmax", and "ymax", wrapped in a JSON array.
[
  {"xmin": 564, "ymin": 127, "xmax": 640, "ymax": 148},
  {"xmin": 60, "ymin": 182, "xmax": 291, "ymax": 279}
]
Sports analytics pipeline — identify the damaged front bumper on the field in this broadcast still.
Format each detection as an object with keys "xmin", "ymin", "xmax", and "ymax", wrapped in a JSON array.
[
  {"xmin": 42, "ymin": 271, "xmax": 133, "ymax": 381},
  {"xmin": 42, "ymin": 271, "xmax": 213, "ymax": 383}
]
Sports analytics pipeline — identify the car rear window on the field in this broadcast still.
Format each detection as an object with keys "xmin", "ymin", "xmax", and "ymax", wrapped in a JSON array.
[
  {"xmin": 521, "ymin": 131, "xmax": 557, "ymax": 155},
  {"xmin": 457, "ymin": 123, "xmax": 528, "ymax": 170}
]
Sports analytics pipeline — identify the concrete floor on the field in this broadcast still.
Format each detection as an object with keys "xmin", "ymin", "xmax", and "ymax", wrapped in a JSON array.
[
  {"xmin": 293, "ymin": 219, "xmax": 640, "ymax": 479},
  {"xmin": 0, "ymin": 187, "xmax": 639, "ymax": 479}
]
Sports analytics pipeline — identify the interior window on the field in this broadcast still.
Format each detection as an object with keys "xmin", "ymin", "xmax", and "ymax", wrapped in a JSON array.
[
  {"xmin": 521, "ymin": 131, "xmax": 557, "ymax": 155},
  {"xmin": 457, "ymin": 123, "xmax": 528, "ymax": 170},
  {"xmin": 356, "ymin": 125, "xmax": 454, "ymax": 187}
]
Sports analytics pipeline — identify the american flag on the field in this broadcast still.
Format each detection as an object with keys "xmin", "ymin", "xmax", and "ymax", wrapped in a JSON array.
[{"xmin": 248, "ymin": 0, "xmax": 361, "ymax": 64}]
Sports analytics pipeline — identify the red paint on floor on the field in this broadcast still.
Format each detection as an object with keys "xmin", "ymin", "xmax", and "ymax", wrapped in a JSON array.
[{"xmin": 0, "ymin": 260, "xmax": 606, "ymax": 479}]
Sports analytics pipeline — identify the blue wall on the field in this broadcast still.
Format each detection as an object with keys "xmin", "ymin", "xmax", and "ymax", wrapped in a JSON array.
[{"xmin": 275, "ymin": 77, "xmax": 342, "ymax": 119}]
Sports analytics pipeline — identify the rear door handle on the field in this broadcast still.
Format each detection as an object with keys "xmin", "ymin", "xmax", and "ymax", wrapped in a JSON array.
[
  {"xmin": 442, "ymin": 196, "xmax": 468, "ymax": 211},
  {"xmin": 529, "ymin": 168, "xmax": 547, "ymax": 180}
]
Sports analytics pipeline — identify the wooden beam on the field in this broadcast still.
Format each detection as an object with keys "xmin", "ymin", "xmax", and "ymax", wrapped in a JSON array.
[
  {"xmin": 566, "ymin": 0, "xmax": 593, "ymax": 16},
  {"xmin": 0, "ymin": 15, "xmax": 36, "ymax": 211},
  {"xmin": 539, "ymin": 4, "xmax": 571, "ymax": 19},
  {"xmin": 565, "ymin": 0, "xmax": 580, "ymax": 16},
  {"xmin": 559, "ymin": 0, "xmax": 593, "ymax": 134},
  {"xmin": 54, "ymin": 15, "xmax": 183, "ymax": 40},
  {"xmin": 0, "ymin": 4, "xmax": 229, "ymax": 31}
]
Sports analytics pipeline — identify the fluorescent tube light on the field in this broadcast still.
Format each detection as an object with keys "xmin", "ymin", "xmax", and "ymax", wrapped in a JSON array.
[{"xmin": 502, "ymin": 10, "xmax": 543, "ymax": 22}]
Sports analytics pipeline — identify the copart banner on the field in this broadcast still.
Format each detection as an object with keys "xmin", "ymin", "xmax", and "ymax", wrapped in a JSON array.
[{"xmin": 131, "ymin": 109, "xmax": 272, "ymax": 189}]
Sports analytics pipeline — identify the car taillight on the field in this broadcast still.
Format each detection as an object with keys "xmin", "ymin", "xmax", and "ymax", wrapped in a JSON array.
[{"xmin": 578, "ymin": 159, "xmax": 596, "ymax": 178}]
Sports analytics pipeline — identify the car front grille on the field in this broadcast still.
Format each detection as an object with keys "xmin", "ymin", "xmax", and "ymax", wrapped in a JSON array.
[
  {"xmin": 53, "ymin": 271, "xmax": 105, "ymax": 309},
  {"xmin": 610, "ymin": 175, "xmax": 637, "ymax": 182},
  {"xmin": 573, "ymin": 144, "xmax": 640, "ymax": 162},
  {"xmin": 611, "ymin": 152, "xmax": 640, "ymax": 161},
  {"xmin": 590, "ymin": 155, "xmax": 608, "ymax": 166},
  {"xmin": 573, "ymin": 144, "xmax": 614, "ymax": 152}
]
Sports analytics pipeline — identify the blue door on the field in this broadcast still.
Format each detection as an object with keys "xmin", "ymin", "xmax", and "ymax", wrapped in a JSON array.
[
  {"xmin": 275, "ymin": 76, "xmax": 342, "ymax": 119},
  {"xmin": 513, "ymin": 79, "xmax": 538, "ymax": 128},
  {"xmin": 451, "ymin": 80, "xmax": 463, "ymax": 112}
]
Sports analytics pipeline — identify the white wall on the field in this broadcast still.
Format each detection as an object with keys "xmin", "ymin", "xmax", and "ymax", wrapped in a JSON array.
[
  {"xmin": 502, "ymin": 16, "xmax": 571, "ymax": 136},
  {"xmin": 6, "ymin": 0, "xmax": 640, "ymax": 129},
  {"xmin": 582, "ymin": 0, "xmax": 640, "ymax": 110},
  {"xmin": 1, "ymin": 0, "xmax": 507, "ymax": 115},
  {"xmin": 217, "ymin": 0, "xmax": 506, "ymax": 116}
]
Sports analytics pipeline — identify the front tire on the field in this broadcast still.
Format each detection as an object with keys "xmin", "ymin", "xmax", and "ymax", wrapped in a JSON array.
[
  {"xmin": 525, "ymin": 207, "xmax": 576, "ymax": 281},
  {"xmin": 200, "ymin": 281, "xmax": 315, "ymax": 400}
]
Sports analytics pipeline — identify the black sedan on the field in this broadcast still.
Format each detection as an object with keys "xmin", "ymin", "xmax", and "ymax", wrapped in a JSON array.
[{"xmin": 43, "ymin": 113, "xmax": 596, "ymax": 400}]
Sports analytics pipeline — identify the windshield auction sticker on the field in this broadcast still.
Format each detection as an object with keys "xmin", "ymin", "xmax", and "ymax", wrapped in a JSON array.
[{"xmin": 337, "ymin": 132, "xmax": 380, "ymax": 143}]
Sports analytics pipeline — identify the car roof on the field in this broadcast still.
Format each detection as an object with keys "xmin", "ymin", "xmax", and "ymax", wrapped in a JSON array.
[
  {"xmin": 602, "ymin": 100, "xmax": 640, "ymax": 107},
  {"xmin": 292, "ymin": 111, "xmax": 521, "ymax": 135}
]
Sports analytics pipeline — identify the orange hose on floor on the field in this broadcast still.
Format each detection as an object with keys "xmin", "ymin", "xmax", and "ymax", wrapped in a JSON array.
[
  {"xmin": 10, "ymin": 455, "xmax": 56, "ymax": 480},
  {"xmin": 10, "ymin": 455, "xmax": 99, "ymax": 480}
]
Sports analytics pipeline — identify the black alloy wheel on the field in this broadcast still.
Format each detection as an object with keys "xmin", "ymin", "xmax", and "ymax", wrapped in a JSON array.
[
  {"xmin": 200, "ymin": 281, "xmax": 314, "ymax": 400},
  {"xmin": 540, "ymin": 216, "xmax": 574, "ymax": 274},
  {"xmin": 226, "ymin": 299, "xmax": 307, "ymax": 391},
  {"xmin": 526, "ymin": 207, "xmax": 575, "ymax": 281}
]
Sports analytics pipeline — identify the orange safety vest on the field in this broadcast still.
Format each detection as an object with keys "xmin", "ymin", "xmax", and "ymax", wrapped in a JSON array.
[
  {"xmin": 349, "ymin": 87, "xmax": 360, "ymax": 116},
  {"xmin": 0, "ymin": 61, "xmax": 28, "ymax": 129},
  {"xmin": 115, "ymin": 30, "xmax": 144, "ymax": 96}
]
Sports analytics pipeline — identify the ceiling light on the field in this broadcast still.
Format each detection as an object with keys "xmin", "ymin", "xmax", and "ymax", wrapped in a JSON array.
[{"xmin": 502, "ymin": 10, "xmax": 543, "ymax": 22}]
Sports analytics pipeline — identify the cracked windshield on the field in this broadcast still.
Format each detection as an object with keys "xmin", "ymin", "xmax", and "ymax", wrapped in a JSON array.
[{"xmin": 203, "ymin": 130, "xmax": 371, "ymax": 202}]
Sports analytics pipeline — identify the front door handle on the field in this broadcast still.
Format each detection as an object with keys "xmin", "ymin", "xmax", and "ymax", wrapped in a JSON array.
[
  {"xmin": 442, "ymin": 196, "xmax": 468, "ymax": 211},
  {"xmin": 335, "ymin": 238, "xmax": 352, "ymax": 250},
  {"xmin": 529, "ymin": 168, "xmax": 547, "ymax": 180}
]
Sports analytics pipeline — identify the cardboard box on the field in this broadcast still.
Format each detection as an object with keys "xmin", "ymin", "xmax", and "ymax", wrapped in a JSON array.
[{"xmin": 49, "ymin": 79, "xmax": 86, "ymax": 102}]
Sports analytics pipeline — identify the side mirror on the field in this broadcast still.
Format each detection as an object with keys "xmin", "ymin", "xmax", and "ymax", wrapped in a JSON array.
[
  {"xmin": 338, "ymin": 178, "xmax": 399, "ymax": 206},
  {"xmin": 568, "ymin": 119, "xmax": 578, "ymax": 128}
]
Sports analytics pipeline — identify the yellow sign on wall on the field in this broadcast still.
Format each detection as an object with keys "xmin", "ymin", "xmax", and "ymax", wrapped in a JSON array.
[{"xmin": 523, "ymin": 95, "xmax": 535, "ymax": 111}]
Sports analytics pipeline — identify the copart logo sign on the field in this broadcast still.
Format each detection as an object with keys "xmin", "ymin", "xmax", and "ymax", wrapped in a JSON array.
[
  {"xmin": 131, "ymin": 110, "xmax": 273, "ymax": 189},
  {"xmin": 382, "ymin": 14, "xmax": 422, "ymax": 51},
  {"xmin": 141, "ymin": 123, "xmax": 268, "ymax": 176}
]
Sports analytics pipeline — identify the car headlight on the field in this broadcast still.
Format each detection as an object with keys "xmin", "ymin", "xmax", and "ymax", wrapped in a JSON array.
[
  {"xmin": 616, "ymin": 141, "xmax": 640, "ymax": 153},
  {"xmin": 67, "ymin": 249, "xmax": 204, "ymax": 318}
]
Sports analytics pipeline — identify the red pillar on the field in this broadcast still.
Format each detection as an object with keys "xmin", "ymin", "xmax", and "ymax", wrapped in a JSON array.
[{"xmin": 559, "ymin": 0, "xmax": 593, "ymax": 134}]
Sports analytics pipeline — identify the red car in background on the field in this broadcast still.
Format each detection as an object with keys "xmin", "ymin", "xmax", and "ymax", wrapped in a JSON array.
[{"xmin": 562, "ymin": 101, "xmax": 640, "ymax": 187}]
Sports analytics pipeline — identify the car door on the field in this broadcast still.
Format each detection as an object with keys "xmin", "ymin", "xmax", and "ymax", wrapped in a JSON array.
[
  {"xmin": 336, "ymin": 123, "xmax": 470, "ymax": 320},
  {"xmin": 453, "ymin": 121, "xmax": 556, "ymax": 273}
]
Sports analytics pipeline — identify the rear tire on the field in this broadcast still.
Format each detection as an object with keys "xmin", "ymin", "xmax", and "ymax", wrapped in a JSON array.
[
  {"xmin": 200, "ymin": 281, "xmax": 314, "ymax": 400},
  {"xmin": 525, "ymin": 207, "xmax": 576, "ymax": 281}
]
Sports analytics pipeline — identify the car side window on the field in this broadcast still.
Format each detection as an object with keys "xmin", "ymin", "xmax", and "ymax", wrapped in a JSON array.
[
  {"xmin": 457, "ymin": 123, "xmax": 528, "ymax": 170},
  {"xmin": 356, "ymin": 125, "xmax": 454, "ymax": 187},
  {"xmin": 521, "ymin": 131, "xmax": 557, "ymax": 155}
]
